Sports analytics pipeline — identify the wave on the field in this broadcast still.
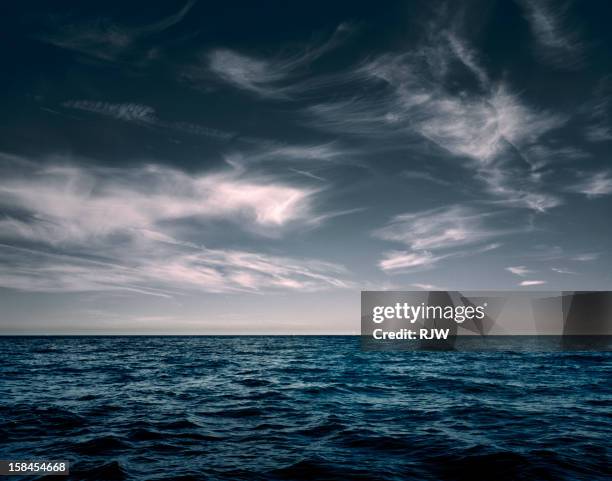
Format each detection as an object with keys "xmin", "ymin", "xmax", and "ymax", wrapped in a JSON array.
[{"xmin": 1, "ymin": 336, "xmax": 610, "ymax": 481}]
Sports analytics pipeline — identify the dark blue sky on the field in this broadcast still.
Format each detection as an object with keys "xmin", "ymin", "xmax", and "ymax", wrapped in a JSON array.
[{"xmin": 1, "ymin": 0, "xmax": 612, "ymax": 333}]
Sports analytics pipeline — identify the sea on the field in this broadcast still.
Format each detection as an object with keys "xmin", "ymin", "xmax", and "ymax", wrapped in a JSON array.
[{"xmin": 0, "ymin": 336, "xmax": 610, "ymax": 480}]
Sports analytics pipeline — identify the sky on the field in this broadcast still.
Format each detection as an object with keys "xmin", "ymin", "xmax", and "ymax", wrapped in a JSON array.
[{"xmin": 1, "ymin": 0, "xmax": 612, "ymax": 334}]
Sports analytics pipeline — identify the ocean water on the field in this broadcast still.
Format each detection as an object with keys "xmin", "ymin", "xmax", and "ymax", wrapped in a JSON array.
[{"xmin": 0, "ymin": 336, "xmax": 610, "ymax": 481}]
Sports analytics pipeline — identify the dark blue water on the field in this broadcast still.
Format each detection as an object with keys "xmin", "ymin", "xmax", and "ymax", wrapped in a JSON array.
[{"xmin": 1, "ymin": 336, "xmax": 610, "ymax": 480}]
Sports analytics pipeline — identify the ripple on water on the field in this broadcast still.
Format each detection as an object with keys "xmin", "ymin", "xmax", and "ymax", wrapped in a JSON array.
[{"xmin": 1, "ymin": 336, "xmax": 610, "ymax": 481}]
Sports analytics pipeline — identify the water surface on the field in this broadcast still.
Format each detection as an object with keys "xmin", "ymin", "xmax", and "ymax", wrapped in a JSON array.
[{"xmin": 1, "ymin": 336, "xmax": 610, "ymax": 480}]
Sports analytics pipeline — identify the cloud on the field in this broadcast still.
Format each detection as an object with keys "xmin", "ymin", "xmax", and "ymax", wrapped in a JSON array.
[
  {"xmin": 0, "ymin": 158, "xmax": 353, "ymax": 295},
  {"xmin": 310, "ymin": 28, "xmax": 566, "ymax": 164},
  {"xmin": 290, "ymin": 168, "xmax": 327, "ymax": 182},
  {"xmin": 581, "ymin": 77, "xmax": 612, "ymax": 142},
  {"xmin": 305, "ymin": 96, "xmax": 407, "ymax": 137},
  {"xmin": 193, "ymin": 23, "xmax": 353, "ymax": 98},
  {"xmin": 137, "ymin": 1, "xmax": 197, "ymax": 35},
  {"xmin": 206, "ymin": 49, "xmax": 288, "ymax": 98},
  {"xmin": 305, "ymin": 26, "xmax": 568, "ymax": 212},
  {"xmin": 257, "ymin": 142, "xmax": 349, "ymax": 162},
  {"xmin": 401, "ymin": 170, "xmax": 451, "ymax": 186},
  {"xmin": 584, "ymin": 124, "xmax": 612, "ymax": 142},
  {"xmin": 225, "ymin": 141, "xmax": 354, "ymax": 169},
  {"xmin": 519, "ymin": 280, "xmax": 547, "ymax": 286},
  {"xmin": 480, "ymin": 243, "xmax": 503, "ymax": 252},
  {"xmin": 375, "ymin": 205, "xmax": 513, "ymax": 272},
  {"xmin": 63, "ymin": 100, "xmax": 233, "ymax": 139},
  {"xmin": 416, "ymin": 86, "xmax": 565, "ymax": 164},
  {"xmin": 522, "ymin": 144, "xmax": 589, "ymax": 168},
  {"xmin": 379, "ymin": 251, "xmax": 446, "ymax": 272},
  {"xmin": 375, "ymin": 71, "xmax": 565, "ymax": 211},
  {"xmin": 64, "ymin": 101, "xmax": 156, "ymax": 122},
  {"xmin": 446, "ymin": 32, "xmax": 490, "ymax": 88},
  {"xmin": 518, "ymin": 0, "xmax": 585, "ymax": 68},
  {"xmin": 568, "ymin": 171, "xmax": 612, "ymax": 197},
  {"xmin": 374, "ymin": 205, "xmax": 504, "ymax": 251},
  {"xmin": 411, "ymin": 283, "xmax": 444, "ymax": 290},
  {"xmin": 39, "ymin": 1, "xmax": 196, "ymax": 62},
  {"xmin": 0, "ymin": 242, "xmax": 351, "ymax": 296},
  {"xmin": 0, "ymin": 163, "xmax": 321, "ymax": 244},
  {"xmin": 208, "ymin": 50, "xmax": 275, "ymax": 95},
  {"xmin": 551, "ymin": 267, "xmax": 576, "ymax": 274},
  {"xmin": 523, "ymin": 246, "xmax": 600, "ymax": 263},
  {"xmin": 571, "ymin": 253, "xmax": 599, "ymax": 262},
  {"xmin": 506, "ymin": 266, "xmax": 532, "ymax": 276}
]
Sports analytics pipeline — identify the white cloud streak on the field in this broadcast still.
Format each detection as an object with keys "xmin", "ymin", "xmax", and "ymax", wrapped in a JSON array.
[
  {"xmin": 375, "ymin": 205, "xmax": 512, "ymax": 272},
  {"xmin": 506, "ymin": 266, "xmax": 532, "ymax": 276},
  {"xmin": 63, "ymin": 100, "xmax": 233, "ymax": 139},
  {"xmin": 551, "ymin": 267, "xmax": 576, "ymax": 274},
  {"xmin": 378, "ymin": 250, "xmax": 446, "ymax": 272},
  {"xmin": 519, "ymin": 280, "xmax": 547, "ymax": 286},
  {"xmin": 568, "ymin": 171, "xmax": 612, "ymax": 197},
  {"xmin": 0, "ymin": 160, "xmax": 352, "ymax": 294},
  {"xmin": 411, "ymin": 283, "xmax": 444, "ymax": 290},
  {"xmin": 306, "ymin": 24, "xmax": 567, "ymax": 212},
  {"xmin": 207, "ymin": 49, "xmax": 288, "ymax": 98},
  {"xmin": 39, "ymin": 1, "xmax": 196, "ymax": 62},
  {"xmin": 0, "ymin": 137, "xmax": 359, "ymax": 269},
  {"xmin": 0, "ymin": 164, "xmax": 320, "ymax": 239},
  {"xmin": 571, "ymin": 253, "xmax": 599, "ymax": 262},
  {"xmin": 375, "ymin": 205, "xmax": 505, "ymax": 251},
  {"xmin": 518, "ymin": 0, "xmax": 585, "ymax": 69},
  {"xmin": 195, "ymin": 23, "xmax": 353, "ymax": 98},
  {"xmin": 584, "ymin": 124, "xmax": 612, "ymax": 142},
  {"xmin": 0, "ymin": 242, "xmax": 350, "ymax": 296},
  {"xmin": 582, "ymin": 77, "xmax": 612, "ymax": 142},
  {"xmin": 64, "ymin": 101, "xmax": 156, "ymax": 122},
  {"xmin": 401, "ymin": 170, "xmax": 451, "ymax": 186}
]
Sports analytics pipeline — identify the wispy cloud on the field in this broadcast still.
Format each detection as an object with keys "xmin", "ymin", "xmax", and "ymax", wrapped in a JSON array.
[
  {"xmin": 571, "ymin": 253, "xmax": 599, "ymax": 262},
  {"xmin": 0, "ymin": 163, "xmax": 322, "ymax": 242},
  {"xmin": 39, "ymin": 1, "xmax": 196, "ymax": 62},
  {"xmin": 411, "ymin": 283, "xmax": 444, "ymax": 290},
  {"xmin": 289, "ymin": 168, "xmax": 327, "ymax": 182},
  {"xmin": 0, "ymin": 242, "xmax": 351, "ymax": 296},
  {"xmin": 207, "ymin": 49, "xmax": 288, "ymax": 98},
  {"xmin": 518, "ymin": 0, "xmax": 585, "ymax": 68},
  {"xmin": 375, "ymin": 205, "xmax": 512, "ymax": 272},
  {"xmin": 522, "ymin": 246, "xmax": 600, "ymax": 263},
  {"xmin": 309, "ymin": 28, "xmax": 567, "ymax": 160},
  {"xmin": 568, "ymin": 171, "xmax": 612, "ymax": 197},
  {"xmin": 375, "ymin": 205, "xmax": 505, "ymax": 251},
  {"xmin": 446, "ymin": 31, "xmax": 490, "ymax": 88},
  {"xmin": 190, "ymin": 23, "xmax": 353, "ymax": 98},
  {"xmin": 582, "ymin": 77, "xmax": 612, "ymax": 142},
  {"xmin": 551, "ymin": 267, "xmax": 576, "ymax": 274},
  {"xmin": 584, "ymin": 124, "xmax": 612, "ymax": 142},
  {"xmin": 416, "ymin": 85, "xmax": 566, "ymax": 165},
  {"xmin": 519, "ymin": 280, "xmax": 547, "ymax": 286},
  {"xmin": 0, "ymin": 158, "xmax": 352, "ymax": 295},
  {"xmin": 248, "ymin": 142, "xmax": 352, "ymax": 164},
  {"xmin": 305, "ymin": 22, "xmax": 567, "ymax": 212},
  {"xmin": 378, "ymin": 251, "xmax": 446, "ymax": 272},
  {"xmin": 522, "ymin": 144, "xmax": 589, "ymax": 168},
  {"xmin": 506, "ymin": 266, "xmax": 532, "ymax": 276},
  {"xmin": 63, "ymin": 100, "xmax": 233, "ymax": 139},
  {"xmin": 64, "ymin": 101, "xmax": 156, "ymax": 122},
  {"xmin": 401, "ymin": 170, "xmax": 451, "ymax": 186}
]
